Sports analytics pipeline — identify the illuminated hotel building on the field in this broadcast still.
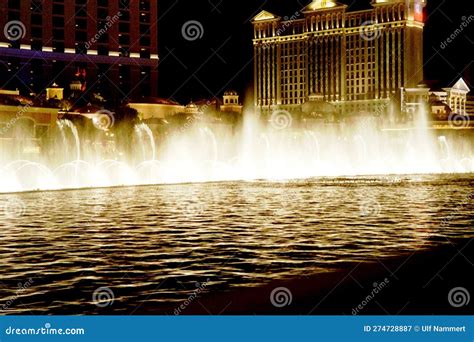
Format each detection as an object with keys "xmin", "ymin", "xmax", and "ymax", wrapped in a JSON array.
[
  {"xmin": 0, "ymin": 0, "xmax": 158, "ymax": 100},
  {"xmin": 252, "ymin": 0, "xmax": 426, "ymax": 114}
]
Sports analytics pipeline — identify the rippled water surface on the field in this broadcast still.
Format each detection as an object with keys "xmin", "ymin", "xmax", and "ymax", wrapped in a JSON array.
[{"xmin": 0, "ymin": 174, "xmax": 473, "ymax": 314}]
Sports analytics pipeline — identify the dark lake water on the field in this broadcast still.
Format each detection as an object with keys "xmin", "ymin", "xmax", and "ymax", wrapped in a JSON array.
[{"xmin": 0, "ymin": 174, "xmax": 473, "ymax": 314}]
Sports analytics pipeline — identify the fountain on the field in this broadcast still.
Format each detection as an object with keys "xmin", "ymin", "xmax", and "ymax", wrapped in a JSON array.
[
  {"xmin": 135, "ymin": 123, "xmax": 156, "ymax": 161},
  {"xmin": 0, "ymin": 107, "xmax": 473, "ymax": 193},
  {"xmin": 57, "ymin": 119, "xmax": 81, "ymax": 161}
]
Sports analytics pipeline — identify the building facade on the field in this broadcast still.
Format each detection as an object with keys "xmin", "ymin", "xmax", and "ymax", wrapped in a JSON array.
[
  {"xmin": 466, "ymin": 95, "xmax": 474, "ymax": 116},
  {"xmin": 220, "ymin": 90, "xmax": 243, "ymax": 114},
  {"xmin": 129, "ymin": 91, "xmax": 243, "ymax": 120},
  {"xmin": 0, "ymin": 0, "xmax": 158, "ymax": 101},
  {"xmin": 401, "ymin": 78, "xmax": 470, "ymax": 121},
  {"xmin": 0, "ymin": 89, "xmax": 60, "ymax": 160},
  {"xmin": 252, "ymin": 0, "xmax": 426, "ymax": 114}
]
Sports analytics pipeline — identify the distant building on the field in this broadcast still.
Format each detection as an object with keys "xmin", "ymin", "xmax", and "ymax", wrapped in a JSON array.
[
  {"xmin": 129, "ymin": 91, "xmax": 244, "ymax": 120},
  {"xmin": 0, "ymin": 1, "xmax": 158, "ymax": 100},
  {"xmin": 466, "ymin": 95, "xmax": 474, "ymax": 116},
  {"xmin": 400, "ymin": 78, "xmax": 471, "ymax": 125},
  {"xmin": 184, "ymin": 102, "xmax": 203, "ymax": 116},
  {"xmin": 439, "ymin": 78, "xmax": 470, "ymax": 115},
  {"xmin": 46, "ymin": 83, "xmax": 64, "ymax": 101},
  {"xmin": 129, "ymin": 98, "xmax": 185, "ymax": 120},
  {"xmin": 402, "ymin": 78, "xmax": 470, "ymax": 115},
  {"xmin": 220, "ymin": 90, "xmax": 243, "ymax": 114},
  {"xmin": 0, "ymin": 90, "xmax": 60, "ymax": 157},
  {"xmin": 252, "ymin": 0, "xmax": 427, "ymax": 114}
]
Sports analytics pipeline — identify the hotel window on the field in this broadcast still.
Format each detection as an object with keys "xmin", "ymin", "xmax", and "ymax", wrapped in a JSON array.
[
  {"xmin": 119, "ymin": 35, "xmax": 130, "ymax": 45},
  {"xmin": 31, "ymin": 59, "xmax": 43, "ymax": 80},
  {"xmin": 52, "ymin": 3, "xmax": 64, "ymax": 15},
  {"xmin": 31, "ymin": 40, "xmax": 42, "ymax": 51},
  {"xmin": 119, "ymin": 65, "xmax": 130, "ymax": 83},
  {"xmin": 119, "ymin": 0, "xmax": 130, "ymax": 10},
  {"xmin": 140, "ymin": 24, "xmax": 150, "ymax": 35},
  {"xmin": 97, "ymin": 21, "xmax": 109, "ymax": 40},
  {"xmin": 98, "ymin": 33, "xmax": 109, "ymax": 44},
  {"xmin": 53, "ymin": 17, "xmax": 64, "ymax": 28},
  {"xmin": 8, "ymin": 0, "xmax": 20, "ymax": 9},
  {"xmin": 119, "ymin": 23, "xmax": 130, "ymax": 33},
  {"xmin": 119, "ymin": 47, "xmax": 129, "ymax": 57},
  {"xmin": 31, "ymin": 0, "xmax": 42, "ymax": 13},
  {"xmin": 97, "ymin": 64, "xmax": 109, "ymax": 82},
  {"xmin": 75, "ymin": 31, "xmax": 87, "ymax": 42},
  {"xmin": 52, "ymin": 61, "xmax": 65, "ymax": 81},
  {"xmin": 31, "ymin": 14, "xmax": 42, "ymax": 26},
  {"xmin": 140, "ymin": 36, "xmax": 150, "ymax": 47},
  {"xmin": 76, "ymin": 18, "xmax": 87, "ymax": 30},
  {"xmin": 120, "ymin": 11, "xmax": 130, "ymax": 21},
  {"xmin": 8, "ymin": 11, "xmax": 20, "ymax": 21},
  {"xmin": 53, "ymin": 42, "xmax": 64, "ymax": 53},
  {"xmin": 53, "ymin": 29, "xmax": 64, "ymax": 40},
  {"xmin": 31, "ymin": 26, "xmax": 42, "ymax": 38},
  {"xmin": 98, "ymin": 45, "xmax": 109, "ymax": 56},
  {"xmin": 75, "ymin": 5, "xmax": 87, "ymax": 18},
  {"xmin": 139, "ymin": 1, "xmax": 150, "ymax": 11},
  {"xmin": 98, "ymin": 8, "xmax": 108, "ymax": 19},
  {"xmin": 140, "ymin": 49, "xmax": 150, "ymax": 59},
  {"xmin": 76, "ymin": 43, "xmax": 87, "ymax": 54},
  {"xmin": 140, "ymin": 13, "xmax": 150, "ymax": 24},
  {"xmin": 140, "ymin": 67, "xmax": 151, "ymax": 97}
]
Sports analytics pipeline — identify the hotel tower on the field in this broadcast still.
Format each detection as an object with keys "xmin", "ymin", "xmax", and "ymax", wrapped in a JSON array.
[
  {"xmin": 252, "ymin": 0, "xmax": 427, "ymax": 114},
  {"xmin": 0, "ymin": 0, "xmax": 158, "ymax": 100}
]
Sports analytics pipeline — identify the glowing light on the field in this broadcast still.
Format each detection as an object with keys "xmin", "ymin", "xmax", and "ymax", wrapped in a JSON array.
[
  {"xmin": 252, "ymin": 11, "xmax": 278, "ymax": 22},
  {"xmin": 306, "ymin": 0, "xmax": 337, "ymax": 10},
  {"xmin": 0, "ymin": 108, "xmax": 473, "ymax": 194}
]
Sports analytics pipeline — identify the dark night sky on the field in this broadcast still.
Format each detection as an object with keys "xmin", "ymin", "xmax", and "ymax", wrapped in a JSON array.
[{"xmin": 157, "ymin": 0, "xmax": 473, "ymax": 104}]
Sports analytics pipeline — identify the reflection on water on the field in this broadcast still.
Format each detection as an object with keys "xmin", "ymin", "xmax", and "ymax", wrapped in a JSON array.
[{"xmin": 0, "ymin": 174, "xmax": 473, "ymax": 314}]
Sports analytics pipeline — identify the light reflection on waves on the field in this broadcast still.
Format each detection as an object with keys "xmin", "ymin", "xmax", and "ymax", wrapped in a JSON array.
[{"xmin": 0, "ymin": 174, "xmax": 473, "ymax": 314}]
